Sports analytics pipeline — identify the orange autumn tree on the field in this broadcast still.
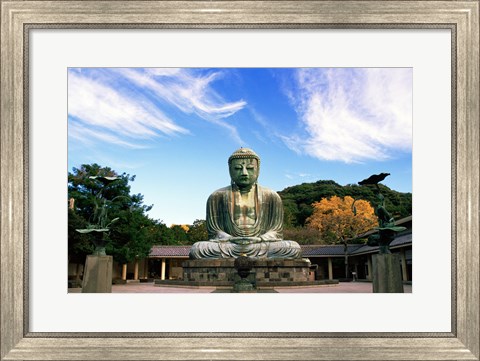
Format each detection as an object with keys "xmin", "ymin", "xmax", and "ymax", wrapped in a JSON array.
[
  {"xmin": 306, "ymin": 195, "xmax": 377, "ymax": 244},
  {"xmin": 306, "ymin": 195, "xmax": 377, "ymax": 279}
]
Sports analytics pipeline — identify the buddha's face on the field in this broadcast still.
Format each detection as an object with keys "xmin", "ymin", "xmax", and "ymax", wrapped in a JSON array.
[{"xmin": 229, "ymin": 158, "xmax": 259, "ymax": 189}]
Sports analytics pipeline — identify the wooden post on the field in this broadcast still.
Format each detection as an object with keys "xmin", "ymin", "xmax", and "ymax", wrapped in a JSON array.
[
  {"xmin": 121, "ymin": 263, "xmax": 127, "ymax": 280},
  {"xmin": 134, "ymin": 259, "xmax": 139, "ymax": 280},
  {"xmin": 328, "ymin": 257, "xmax": 333, "ymax": 280},
  {"xmin": 161, "ymin": 258, "xmax": 166, "ymax": 280},
  {"xmin": 143, "ymin": 259, "xmax": 149, "ymax": 280}
]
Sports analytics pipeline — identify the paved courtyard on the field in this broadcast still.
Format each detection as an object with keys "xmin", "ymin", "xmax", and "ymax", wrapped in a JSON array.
[{"xmin": 69, "ymin": 281, "xmax": 412, "ymax": 293}]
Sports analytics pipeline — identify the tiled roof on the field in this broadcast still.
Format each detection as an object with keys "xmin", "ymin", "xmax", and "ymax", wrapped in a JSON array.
[
  {"xmin": 148, "ymin": 233, "xmax": 412, "ymax": 258},
  {"xmin": 149, "ymin": 245, "xmax": 190, "ymax": 257},
  {"xmin": 349, "ymin": 233, "xmax": 412, "ymax": 255},
  {"xmin": 354, "ymin": 215, "xmax": 412, "ymax": 238},
  {"xmin": 300, "ymin": 244, "xmax": 363, "ymax": 256},
  {"xmin": 391, "ymin": 232, "xmax": 412, "ymax": 246}
]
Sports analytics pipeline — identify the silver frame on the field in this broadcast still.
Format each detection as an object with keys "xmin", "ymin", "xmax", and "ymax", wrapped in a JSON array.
[{"xmin": 1, "ymin": 1, "xmax": 479, "ymax": 360}]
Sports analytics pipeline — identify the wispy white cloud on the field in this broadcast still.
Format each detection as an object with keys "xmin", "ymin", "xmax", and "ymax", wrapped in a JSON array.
[
  {"xmin": 69, "ymin": 120, "xmax": 148, "ymax": 149},
  {"xmin": 68, "ymin": 68, "xmax": 247, "ymax": 148},
  {"xmin": 111, "ymin": 68, "xmax": 246, "ymax": 143},
  {"xmin": 284, "ymin": 171, "xmax": 316, "ymax": 182},
  {"xmin": 68, "ymin": 71, "xmax": 188, "ymax": 144},
  {"xmin": 114, "ymin": 68, "xmax": 247, "ymax": 118},
  {"xmin": 282, "ymin": 68, "xmax": 412, "ymax": 163}
]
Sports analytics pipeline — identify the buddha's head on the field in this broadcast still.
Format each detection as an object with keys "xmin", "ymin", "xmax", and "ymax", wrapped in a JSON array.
[{"xmin": 228, "ymin": 148, "xmax": 260, "ymax": 190}]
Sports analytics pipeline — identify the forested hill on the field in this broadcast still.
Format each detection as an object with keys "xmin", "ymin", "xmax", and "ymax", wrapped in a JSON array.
[{"xmin": 278, "ymin": 180, "xmax": 412, "ymax": 228}]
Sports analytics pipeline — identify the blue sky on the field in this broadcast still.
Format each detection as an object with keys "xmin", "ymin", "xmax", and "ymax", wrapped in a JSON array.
[{"xmin": 68, "ymin": 67, "xmax": 412, "ymax": 226}]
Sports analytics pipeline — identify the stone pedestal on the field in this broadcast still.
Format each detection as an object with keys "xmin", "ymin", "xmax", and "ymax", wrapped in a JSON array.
[
  {"xmin": 82, "ymin": 255, "xmax": 113, "ymax": 293},
  {"xmin": 372, "ymin": 253, "xmax": 404, "ymax": 293},
  {"xmin": 182, "ymin": 258, "xmax": 311, "ymax": 285},
  {"xmin": 233, "ymin": 276, "xmax": 256, "ymax": 293}
]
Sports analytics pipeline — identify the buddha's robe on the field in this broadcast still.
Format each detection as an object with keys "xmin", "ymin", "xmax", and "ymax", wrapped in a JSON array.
[{"xmin": 189, "ymin": 184, "xmax": 301, "ymax": 259}]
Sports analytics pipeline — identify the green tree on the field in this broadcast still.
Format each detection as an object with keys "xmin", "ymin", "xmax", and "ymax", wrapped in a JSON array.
[
  {"xmin": 150, "ymin": 222, "xmax": 175, "ymax": 245},
  {"xmin": 279, "ymin": 180, "xmax": 411, "ymax": 228},
  {"xmin": 106, "ymin": 209, "xmax": 158, "ymax": 264},
  {"xmin": 68, "ymin": 163, "xmax": 158, "ymax": 264},
  {"xmin": 187, "ymin": 219, "xmax": 208, "ymax": 244},
  {"xmin": 169, "ymin": 224, "xmax": 189, "ymax": 245},
  {"xmin": 68, "ymin": 208, "xmax": 93, "ymax": 263},
  {"xmin": 283, "ymin": 227, "xmax": 323, "ymax": 245}
]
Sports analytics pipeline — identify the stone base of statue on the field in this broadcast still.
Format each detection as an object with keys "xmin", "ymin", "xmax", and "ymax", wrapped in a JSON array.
[
  {"xmin": 82, "ymin": 255, "xmax": 113, "ymax": 293},
  {"xmin": 233, "ymin": 275, "xmax": 256, "ymax": 293},
  {"xmin": 372, "ymin": 253, "xmax": 404, "ymax": 293},
  {"xmin": 182, "ymin": 258, "xmax": 311, "ymax": 285}
]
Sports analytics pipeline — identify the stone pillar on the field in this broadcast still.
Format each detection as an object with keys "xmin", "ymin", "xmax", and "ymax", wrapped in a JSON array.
[
  {"xmin": 161, "ymin": 258, "xmax": 166, "ymax": 280},
  {"xmin": 367, "ymin": 256, "xmax": 373, "ymax": 281},
  {"xmin": 327, "ymin": 257, "xmax": 333, "ymax": 280},
  {"xmin": 400, "ymin": 249, "xmax": 408, "ymax": 281},
  {"xmin": 133, "ymin": 259, "xmax": 139, "ymax": 280},
  {"xmin": 82, "ymin": 255, "xmax": 113, "ymax": 293},
  {"xmin": 121, "ymin": 263, "xmax": 127, "ymax": 280},
  {"xmin": 372, "ymin": 253, "xmax": 404, "ymax": 293}
]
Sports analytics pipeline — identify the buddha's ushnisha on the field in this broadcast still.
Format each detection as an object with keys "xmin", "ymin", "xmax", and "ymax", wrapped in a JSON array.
[{"xmin": 189, "ymin": 148, "xmax": 301, "ymax": 259}]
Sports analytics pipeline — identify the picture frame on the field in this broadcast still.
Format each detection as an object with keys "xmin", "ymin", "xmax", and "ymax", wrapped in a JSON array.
[{"xmin": 1, "ymin": 1, "xmax": 478, "ymax": 360}]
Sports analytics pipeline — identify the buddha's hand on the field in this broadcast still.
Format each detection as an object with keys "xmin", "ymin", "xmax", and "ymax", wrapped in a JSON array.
[
  {"xmin": 230, "ymin": 237, "xmax": 262, "ymax": 245},
  {"xmin": 211, "ymin": 231, "xmax": 233, "ymax": 242}
]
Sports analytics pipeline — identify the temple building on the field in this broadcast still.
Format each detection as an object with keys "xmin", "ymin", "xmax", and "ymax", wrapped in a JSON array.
[{"xmin": 68, "ymin": 216, "xmax": 411, "ymax": 287}]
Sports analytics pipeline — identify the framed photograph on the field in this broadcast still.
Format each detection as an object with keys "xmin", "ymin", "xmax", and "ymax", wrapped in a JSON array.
[{"xmin": 1, "ymin": 1, "xmax": 478, "ymax": 360}]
